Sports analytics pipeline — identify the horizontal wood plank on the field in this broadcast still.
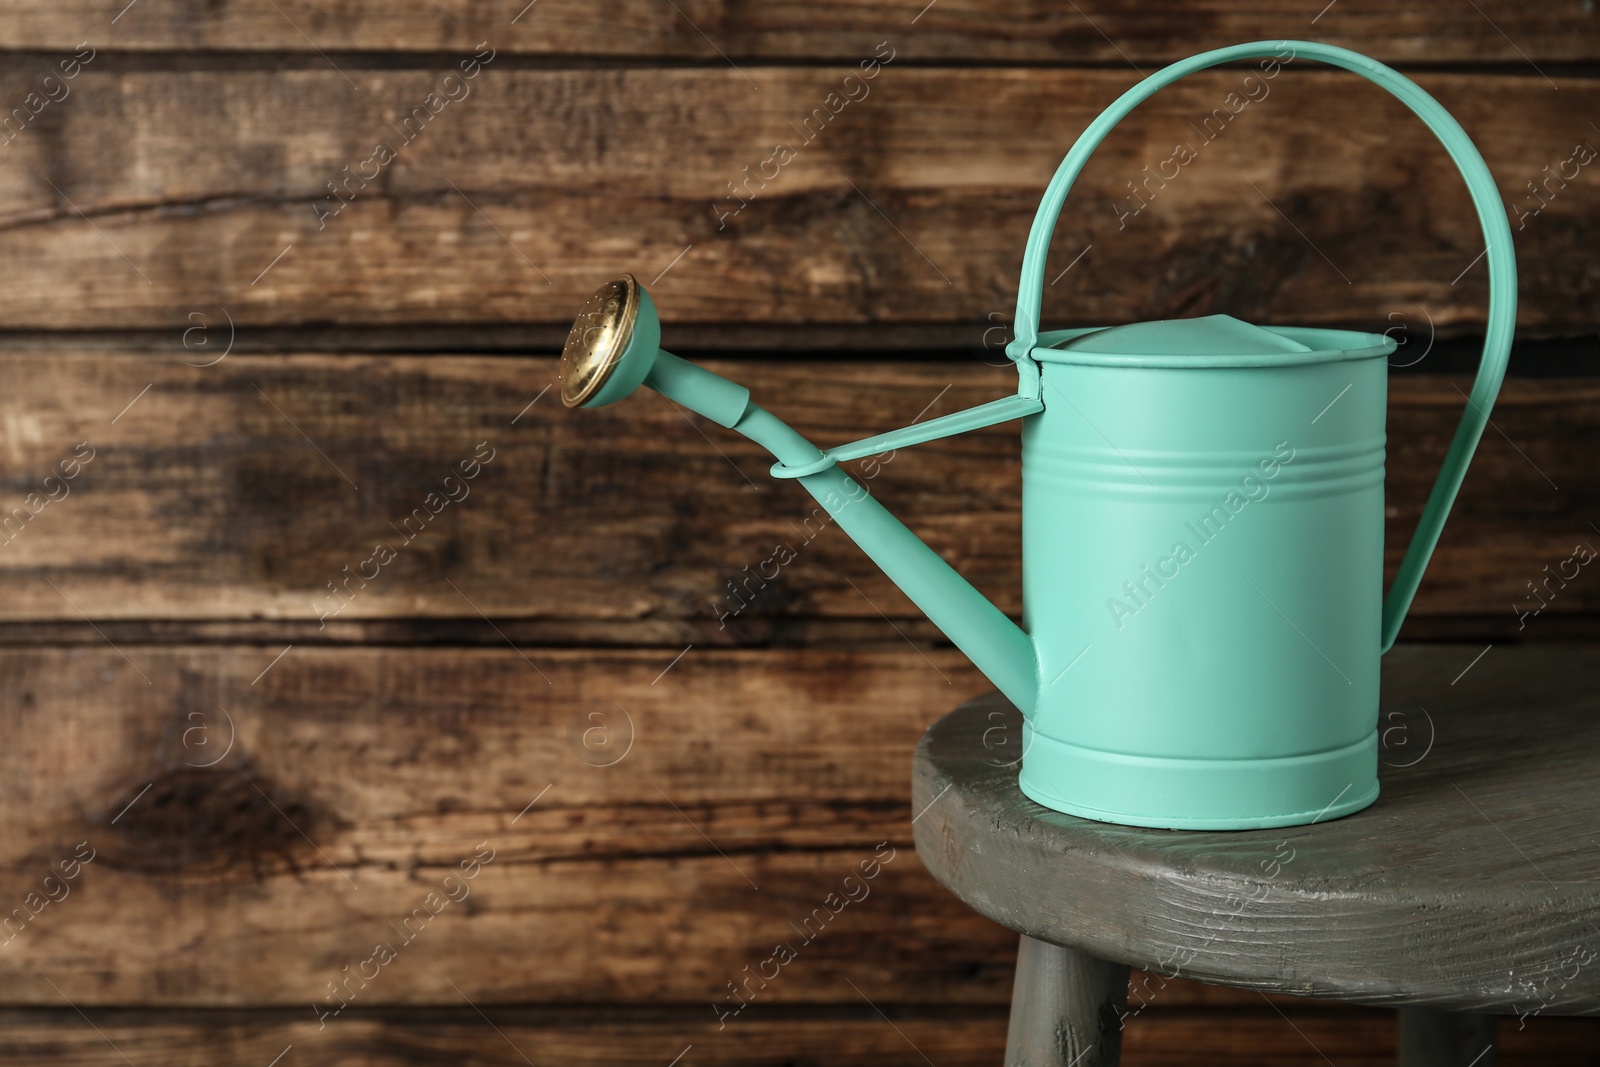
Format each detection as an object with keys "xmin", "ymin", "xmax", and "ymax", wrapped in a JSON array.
[
  {"xmin": 0, "ymin": 642, "xmax": 1347, "ymax": 1012},
  {"xmin": 6, "ymin": 643, "xmax": 1598, "ymax": 1012},
  {"xmin": 0, "ymin": 645, "xmax": 1003, "ymax": 1006},
  {"xmin": 8, "ymin": 644, "xmax": 1561, "ymax": 1010},
  {"xmin": 0, "ymin": 1007, "xmax": 1591, "ymax": 1065},
  {"xmin": 0, "ymin": 354, "xmax": 1588, "ymax": 626},
  {"xmin": 1, "ymin": 1008, "xmax": 1017, "ymax": 1067},
  {"xmin": 2, "ymin": 2, "xmax": 1597, "ymax": 63},
  {"xmin": 0, "ymin": 68, "xmax": 1596, "ymax": 332}
]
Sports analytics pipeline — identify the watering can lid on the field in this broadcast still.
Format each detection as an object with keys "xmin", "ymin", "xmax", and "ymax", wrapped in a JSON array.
[{"xmin": 1039, "ymin": 314, "xmax": 1394, "ymax": 368}]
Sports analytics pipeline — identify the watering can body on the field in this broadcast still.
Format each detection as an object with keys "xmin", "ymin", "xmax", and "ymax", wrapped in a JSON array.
[
  {"xmin": 560, "ymin": 40, "xmax": 1516, "ymax": 830},
  {"xmin": 1020, "ymin": 322, "xmax": 1392, "ymax": 826}
]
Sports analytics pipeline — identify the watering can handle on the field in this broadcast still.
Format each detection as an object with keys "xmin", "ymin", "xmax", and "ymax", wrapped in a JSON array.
[{"xmin": 1006, "ymin": 40, "xmax": 1516, "ymax": 654}]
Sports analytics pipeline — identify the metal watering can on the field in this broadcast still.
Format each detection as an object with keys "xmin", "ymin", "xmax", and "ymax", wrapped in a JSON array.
[{"xmin": 559, "ymin": 41, "xmax": 1515, "ymax": 829}]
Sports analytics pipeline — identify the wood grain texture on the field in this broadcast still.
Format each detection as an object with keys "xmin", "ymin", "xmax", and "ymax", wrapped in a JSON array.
[
  {"xmin": 1005, "ymin": 936, "xmax": 1128, "ymax": 1066},
  {"xmin": 2, "ymin": 1, "xmax": 1597, "ymax": 62},
  {"xmin": 912, "ymin": 644, "xmax": 1600, "ymax": 1015},
  {"xmin": 0, "ymin": 4, "xmax": 1591, "ymax": 1064},
  {"xmin": 0, "ymin": 640, "xmax": 1412, "ymax": 1017},
  {"xmin": 0, "ymin": 68, "xmax": 1596, "ymax": 332},
  {"xmin": 2, "ymin": 637, "xmax": 1509, "ymax": 1016},
  {"xmin": 0, "ymin": 353, "xmax": 1587, "ymax": 625},
  {"xmin": 0, "ymin": 645, "xmax": 1004, "ymax": 1006},
  {"xmin": 0, "ymin": 1006, "xmax": 1593, "ymax": 1066},
  {"xmin": 0, "ymin": 1008, "xmax": 1015, "ymax": 1067}
]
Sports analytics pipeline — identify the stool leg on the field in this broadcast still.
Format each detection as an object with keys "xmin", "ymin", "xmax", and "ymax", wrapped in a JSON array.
[
  {"xmin": 1398, "ymin": 1008, "xmax": 1497, "ymax": 1067},
  {"xmin": 1004, "ymin": 934, "xmax": 1128, "ymax": 1067}
]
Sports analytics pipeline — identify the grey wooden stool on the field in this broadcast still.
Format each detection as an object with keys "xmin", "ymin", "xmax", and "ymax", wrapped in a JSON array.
[{"xmin": 911, "ymin": 645, "xmax": 1600, "ymax": 1065}]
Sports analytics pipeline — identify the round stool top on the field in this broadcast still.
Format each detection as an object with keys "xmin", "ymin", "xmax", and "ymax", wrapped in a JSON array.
[{"xmin": 912, "ymin": 645, "xmax": 1600, "ymax": 1014}]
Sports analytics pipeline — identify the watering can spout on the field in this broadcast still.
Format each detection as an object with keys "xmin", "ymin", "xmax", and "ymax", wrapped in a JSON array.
[{"xmin": 559, "ymin": 275, "xmax": 1039, "ymax": 713}]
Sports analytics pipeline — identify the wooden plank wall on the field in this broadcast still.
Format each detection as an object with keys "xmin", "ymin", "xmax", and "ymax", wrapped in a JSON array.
[{"xmin": 0, "ymin": 3, "xmax": 1596, "ymax": 1064}]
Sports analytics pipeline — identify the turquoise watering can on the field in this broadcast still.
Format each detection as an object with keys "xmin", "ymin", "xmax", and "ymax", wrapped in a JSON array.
[{"xmin": 559, "ymin": 41, "xmax": 1515, "ymax": 829}]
